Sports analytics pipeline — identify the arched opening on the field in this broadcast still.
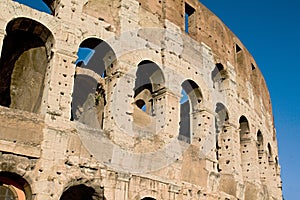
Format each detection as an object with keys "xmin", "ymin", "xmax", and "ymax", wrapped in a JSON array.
[
  {"xmin": 0, "ymin": 17, "xmax": 54, "ymax": 114},
  {"xmin": 133, "ymin": 60, "xmax": 164, "ymax": 120},
  {"xmin": 60, "ymin": 184, "xmax": 105, "ymax": 200},
  {"xmin": 215, "ymin": 103, "xmax": 229, "ymax": 172},
  {"xmin": 239, "ymin": 116, "xmax": 251, "ymax": 175},
  {"xmin": 211, "ymin": 63, "xmax": 228, "ymax": 90},
  {"xmin": 257, "ymin": 131, "xmax": 264, "ymax": 164},
  {"xmin": 179, "ymin": 80, "xmax": 202, "ymax": 143},
  {"xmin": 267, "ymin": 143, "xmax": 273, "ymax": 164},
  {"xmin": 141, "ymin": 198, "xmax": 156, "ymax": 200},
  {"xmin": 71, "ymin": 38, "xmax": 116, "ymax": 129},
  {"xmin": 0, "ymin": 171, "xmax": 32, "ymax": 200}
]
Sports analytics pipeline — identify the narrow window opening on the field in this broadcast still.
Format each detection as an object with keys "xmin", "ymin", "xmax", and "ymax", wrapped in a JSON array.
[
  {"xmin": 185, "ymin": 3, "xmax": 196, "ymax": 34},
  {"xmin": 257, "ymin": 131, "xmax": 264, "ymax": 160},
  {"xmin": 251, "ymin": 63, "xmax": 256, "ymax": 70},
  {"xmin": 267, "ymin": 143, "xmax": 273, "ymax": 164},
  {"xmin": 235, "ymin": 44, "xmax": 242, "ymax": 53},
  {"xmin": 136, "ymin": 99, "xmax": 146, "ymax": 111}
]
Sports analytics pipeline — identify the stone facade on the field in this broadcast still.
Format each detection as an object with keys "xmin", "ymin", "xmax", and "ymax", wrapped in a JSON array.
[{"xmin": 0, "ymin": 0, "xmax": 282, "ymax": 199}]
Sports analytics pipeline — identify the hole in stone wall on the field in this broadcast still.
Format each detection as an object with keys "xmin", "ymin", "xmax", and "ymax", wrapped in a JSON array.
[{"xmin": 235, "ymin": 44, "xmax": 242, "ymax": 53}]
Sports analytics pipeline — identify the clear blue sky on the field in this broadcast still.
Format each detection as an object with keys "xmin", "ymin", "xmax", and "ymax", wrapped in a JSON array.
[
  {"xmin": 200, "ymin": 1, "xmax": 299, "ymax": 199},
  {"xmin": 14, "ymin": 0, "xmax": 299, "ymax": 199}
]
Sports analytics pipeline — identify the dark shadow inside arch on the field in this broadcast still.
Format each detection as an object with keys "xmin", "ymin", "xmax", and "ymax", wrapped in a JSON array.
[
  {"xmin": 257, "ymin": 131, "xmax": 264, "ymax": 158},
  {"xmin": 76, "ymin": 38, "xmax": 116, "ymax": 76},
  {"xmin": 239, "ymin": 116, "xmax": 250, "ymax": 140},
  {"xmin": 267, "ymin": 143, "xmax": 273, "ymax": 164},
  {"xmin": 60, "ymin": 184, "xmax": 105, "ymax": 200},
  {"xmin": 134, "ymin": 60, "xmax": 165, "ymax": 97},
  {"xmin": 215, "ymin": 103, "xmax": 229, "ymax": 134},
  {"xmin": 0, "ymin": 171, "xmax": 32, "ymax": 200},
  {"xmin": 211, "ymin": 63, "xmax": 227, "ymax": 89},
  {"xmin": 141, "ymin": 198, "xmax": 156, "ymax": 200},
  {"xmin": 0, "ymin": 17, "xmax": 54, "ymax": 113},
  {"xmin": 134, "ymin": 60, "xmax": 164, "ymax": 115},
  {"xmin": 215, "ymin": 103, "xmax": 229, "ymax": 172}
]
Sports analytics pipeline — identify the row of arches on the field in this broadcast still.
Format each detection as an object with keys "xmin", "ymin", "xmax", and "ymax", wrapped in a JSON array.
[
  {"xmin": 0, "ymin": 17, "xmax": 271, "ymax": 146},
  {"xmin": 0, "ymin": 171, "xmax": 156, "ymax": 200},
  {"xmin": 0, "ymin": 17, "xmax": 276, "ymax": 146},
  {"xmin": 215, "ymin": 107, "xmax": 278, "ymax": 183}
]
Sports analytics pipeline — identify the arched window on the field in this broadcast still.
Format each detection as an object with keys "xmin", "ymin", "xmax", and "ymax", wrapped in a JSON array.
[
  {"xmin": 239, "ymin": 116, "xmax": 251, "ymax": 175},
  {"xmin": 215, "ymin": 103, "xmax": 229, "ymax": 134},
  {"xmin": 0, "ymin": 17, "xmax": 54, "ymax": 114},
  {"xmin": 0, "ymin": 185, "xmax": 17, "ymax": 200},
  {"xmin": 215, "ymin": 103, "xmax": 229, "ymax": 172},
  {"xmin": 257, "ymin": 131, "xmax": 264, "ymax": 164},
  {"xmin": 71, "ymin": 38, "xmax": 116, "ymax": 129},
  {"xmin": 179, "ymin": 80, "xmax": 202, "ymax": 143},
  {"xmin": 60, "ymin": 184, "xmax": 105, "ymax": 200},
  {"xmin": 211, "ymin": 63, "xmax": 228, "ymax": 90},
  {"xmin": 133, "ymin": 60, "xmax": 164, "ymax": 122},
  {"xmin": 0, "ymin": 172, "xmax": 32, "ymax": 200}
]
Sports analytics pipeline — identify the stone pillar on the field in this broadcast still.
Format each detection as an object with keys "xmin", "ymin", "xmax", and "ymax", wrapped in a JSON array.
[
  {"xmin": 45, "ymin": 50, "xmax": 77, "ymax": 120},
  {"xmin": 104, "ymin": 69, "xmax": 135, "ymax": 136},
  {"xmin": 115, "ymin": 172, "xmax": 131, "ymax": 200},
  {"xmin": 152, "ymin": 88, "xmax": 180, "ymax": 141},
  {"xmin": 218, "ymin": 124, "xmax": 244, "ymax": 198},
  {"xmin": 194, "ymin": 109, "xmax": 215, "ymax": 160},
  {"xmin": 168, "ymin": 184, "xmax": 180, "ymax": 200},
  {"xmin": 240, "ymin": 137, "xmax": 260, "ymax": 182}
]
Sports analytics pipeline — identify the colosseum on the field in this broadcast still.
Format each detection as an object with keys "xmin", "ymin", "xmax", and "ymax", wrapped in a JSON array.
[{"xmin": 0, "ymin": 0, "xmax": 282, "ymax": 199}]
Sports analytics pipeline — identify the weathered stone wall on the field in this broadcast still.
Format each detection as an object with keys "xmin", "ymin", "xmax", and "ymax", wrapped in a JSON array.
[{"xmin": 0, "ymin": 0, "xmax": 282, "ymax": 199}]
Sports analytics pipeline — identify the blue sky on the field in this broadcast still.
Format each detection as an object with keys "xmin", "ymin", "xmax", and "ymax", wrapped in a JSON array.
[
  {"xmin": 200, "ymin": 1, "xmax": 300, "ymax": 199},
  {"xmin": 14, "ymin": 0, "xmax": 299, "ymax": 199}
]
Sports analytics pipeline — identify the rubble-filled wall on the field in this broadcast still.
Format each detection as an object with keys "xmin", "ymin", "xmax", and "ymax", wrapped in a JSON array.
[{"xmin": 0, "ymin": 0, "xmax": 282, "ymax": 199}]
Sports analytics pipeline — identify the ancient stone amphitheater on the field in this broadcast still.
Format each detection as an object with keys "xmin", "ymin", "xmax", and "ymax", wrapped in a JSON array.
[{"xmin": 0, "ymin": 0, "xmax": 282, "ymax": 199}]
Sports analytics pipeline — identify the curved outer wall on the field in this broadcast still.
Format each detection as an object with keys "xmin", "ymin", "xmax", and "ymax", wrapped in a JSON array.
[{"xmin": 0, "ymin": 0, "xmax": 282, "ymax": 200}]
